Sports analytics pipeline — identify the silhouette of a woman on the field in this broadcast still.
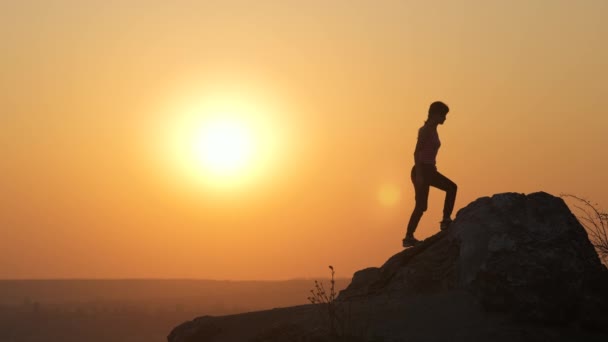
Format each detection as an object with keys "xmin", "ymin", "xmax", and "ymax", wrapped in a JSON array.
[{"xmin": 403, "ymin": 101, "xmax": 457, "ymax": 247}]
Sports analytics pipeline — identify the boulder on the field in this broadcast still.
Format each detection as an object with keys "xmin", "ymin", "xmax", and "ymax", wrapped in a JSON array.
[
  {"xmin": 339, "ymin": 192, "xmax": 608, "ymax": 323},
  {"xmin": 169, "ymin": 192, "xmax": 608, "ymax": 342}
]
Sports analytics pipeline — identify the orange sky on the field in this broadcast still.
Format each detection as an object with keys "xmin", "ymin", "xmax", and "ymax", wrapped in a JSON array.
[{"xmin": 2, "ymin": 0, "xmax": 607, "ymax": 280}]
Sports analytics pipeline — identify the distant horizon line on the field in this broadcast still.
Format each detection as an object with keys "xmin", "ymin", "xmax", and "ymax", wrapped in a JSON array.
[{"xmin": 0, "ymin": 277, "xmax": 351, "ymax": 282}]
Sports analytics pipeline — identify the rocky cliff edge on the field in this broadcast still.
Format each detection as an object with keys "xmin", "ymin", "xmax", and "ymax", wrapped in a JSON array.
[{"xmin": 168, "ymin": 192, "xmax": 608, "ymax": 342}]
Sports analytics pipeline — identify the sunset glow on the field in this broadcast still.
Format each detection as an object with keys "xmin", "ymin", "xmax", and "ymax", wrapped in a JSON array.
[
  {"xmin": 378, "ymin": 184, "xmax": 401, "ymax": 207},
  {"xmin": 163, "ymin": 91, "xmax": 280, "ymax": 190},
  {"xmin": 195, "ymin": 119, "xmax": 253, "ymax": 176},
  {"xmin": 1, "ymin": 0, "xmax": 607, "ymax": 280},
  {"xmin": 182, "ymin": 116, "xmax": 255, "ymax": 183}
]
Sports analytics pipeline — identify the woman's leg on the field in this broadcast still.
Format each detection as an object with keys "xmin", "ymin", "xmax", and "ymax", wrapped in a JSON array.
[
  {"xmin": 406, "ymin": 166, "xmax": 430, "ymax": 238},
  {"xmin": 428, "ymin": 170, "xmax": 457, "ymax": 221}
]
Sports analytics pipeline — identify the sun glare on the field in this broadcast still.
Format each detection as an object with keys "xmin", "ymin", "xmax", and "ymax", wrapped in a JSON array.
[
  {"xmin": 193, "ymin": 118, "xmax": 254, "ymax": 176},
  {"xmin": 378, "ymin": 184, "xmax": 401, "ymax": 207},
  {"xmin": 160, "ymin": 89, "xmax": 281, "ymax": 190}
]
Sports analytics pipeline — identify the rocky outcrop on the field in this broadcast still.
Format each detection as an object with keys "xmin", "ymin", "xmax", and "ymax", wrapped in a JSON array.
[
  {"xmin": 168, "ymin": 192, "xmax": 608, "ymax": 342},
  {"xmin": 340, "ymin": 192, "xmax": 608, "ymax": 324}
]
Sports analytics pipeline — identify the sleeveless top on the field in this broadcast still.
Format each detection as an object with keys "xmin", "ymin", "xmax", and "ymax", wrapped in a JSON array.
[{"xmin": 414, "ymin": 124, "xmax": 440, "ymax": 165}]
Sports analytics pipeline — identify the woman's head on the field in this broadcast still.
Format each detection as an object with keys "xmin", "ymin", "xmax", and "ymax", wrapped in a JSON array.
[
  {"xmin": 429, "ymin": 101, "xmax": 449, "ymax": 117},
  {"xmin": 427, "ymin": 101, "xmax": 449, "ymax": 125}
]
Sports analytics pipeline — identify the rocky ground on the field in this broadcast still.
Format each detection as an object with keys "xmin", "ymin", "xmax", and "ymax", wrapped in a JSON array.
[{"xmin": 168, "ymin": 192, "xmax": 608, "ymax": 342}]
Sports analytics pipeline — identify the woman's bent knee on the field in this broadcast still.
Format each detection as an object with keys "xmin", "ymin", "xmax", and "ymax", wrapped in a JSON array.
[{"xmin": 414, "ymin": 204, "xmax": 428, "ymax": 213}]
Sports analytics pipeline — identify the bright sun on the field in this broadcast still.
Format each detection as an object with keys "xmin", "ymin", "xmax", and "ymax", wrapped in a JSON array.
[
  {"xmin": 163, "ymin": 90, "xmax": 280, "ymax": 190},
  {"xmin": 193, "ymin": 118, "xmax": 254, "ymax": 176}
]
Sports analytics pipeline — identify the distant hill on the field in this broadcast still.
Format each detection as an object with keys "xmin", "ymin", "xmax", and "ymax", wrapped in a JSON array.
[
  {"xmin": 0, "ymin": 278, "xmax": 351, "ymax": 342},
  {"xmin": 0, "ymin": 278, "xmax": 351, "ymax": 314}
]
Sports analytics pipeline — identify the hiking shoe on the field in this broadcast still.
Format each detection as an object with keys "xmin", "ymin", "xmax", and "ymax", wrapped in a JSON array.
[
  {"xmin": 440, "ymin": 219, "xmax": 452, "ymax": 231},
  {"xmin": 402, "ymin": 236, "xmax": 420, "ymax": 248}
]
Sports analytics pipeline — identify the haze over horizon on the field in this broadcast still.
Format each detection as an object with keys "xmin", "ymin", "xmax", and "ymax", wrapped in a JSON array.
[{"xmin": 2, "ymin": 0, "xmax": 607, "ymax": 280}]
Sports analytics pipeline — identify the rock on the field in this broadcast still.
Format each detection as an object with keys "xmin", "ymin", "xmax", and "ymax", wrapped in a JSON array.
[
  {"xmin": 459, "ymin": 193, "xmax": 606, "ymax": 322},
  {"xmin": 168, "ymin": 192, "xmax": 608, "ymax": 342},
  {"xmin": 339, "ymin": 192, "xmax": 608, "ymax": 323},
  {"xmin": 167, "ymin": 316, "xmax": 222, "ymax": 342}
]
